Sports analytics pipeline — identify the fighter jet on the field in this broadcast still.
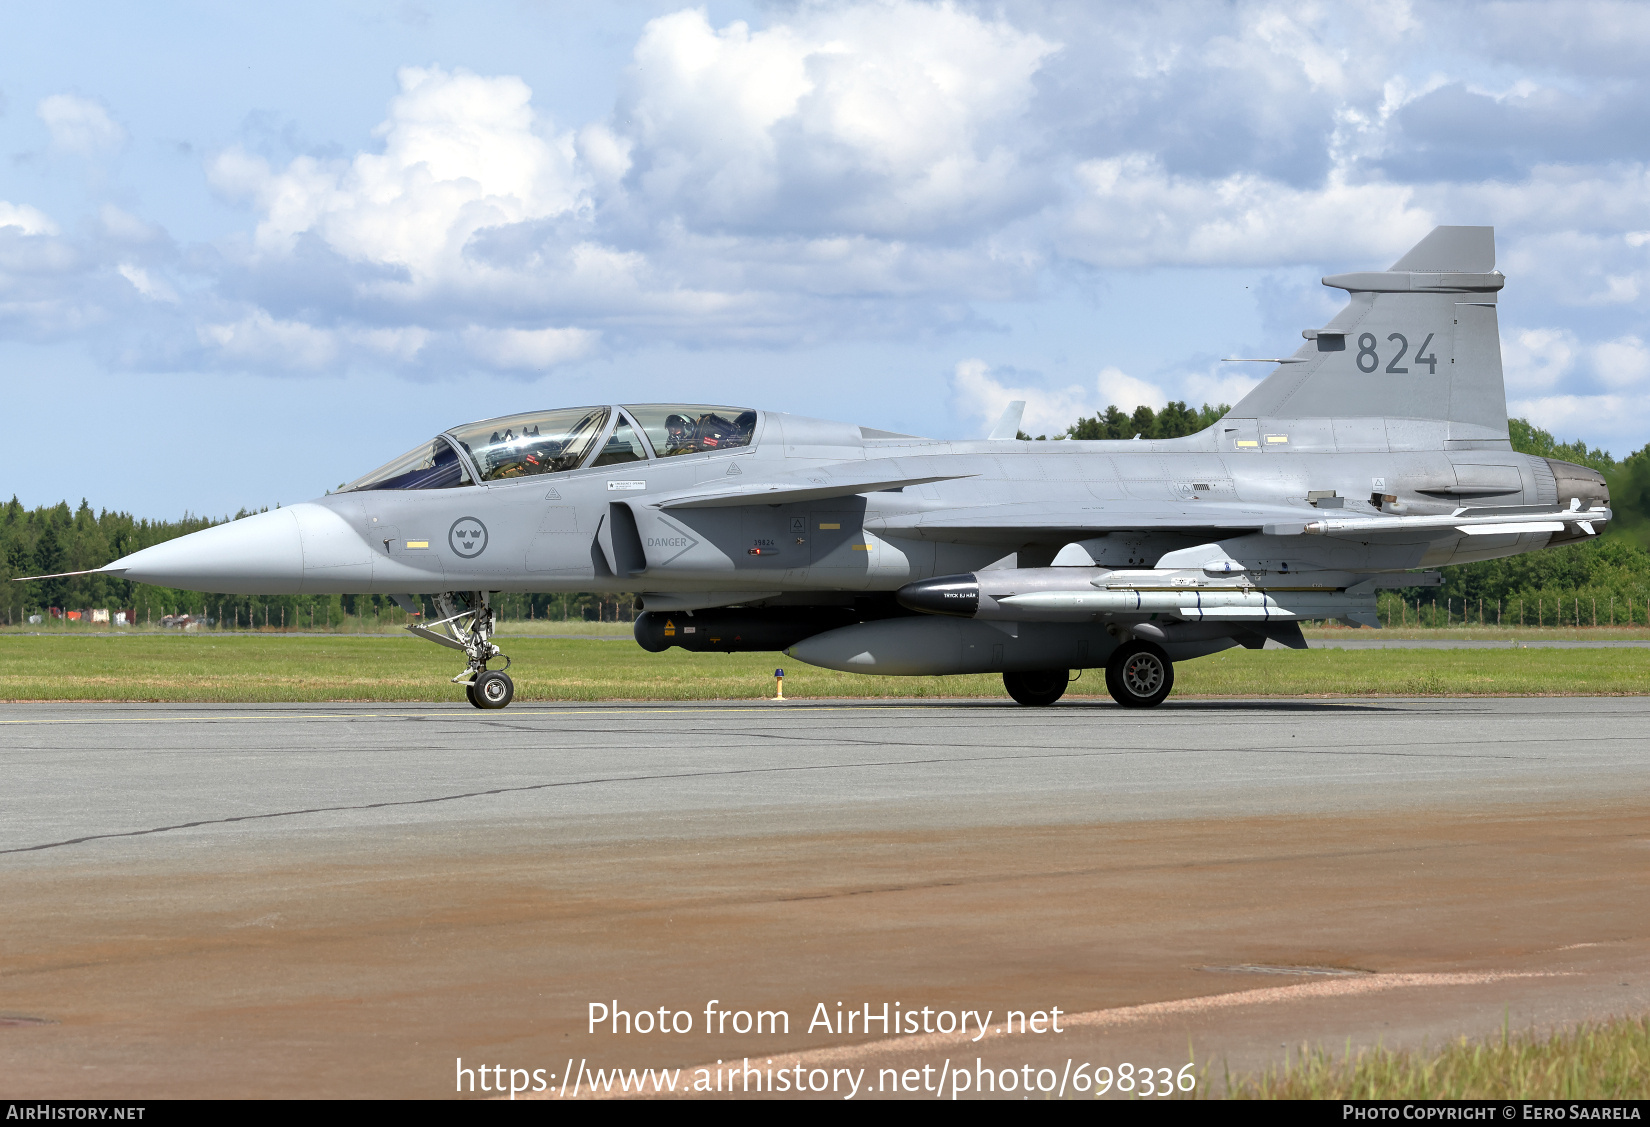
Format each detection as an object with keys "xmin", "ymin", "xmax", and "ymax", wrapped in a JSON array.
[{"xmin": 32, "ymin": 226, "xmax": 1610, "ymax": 709}]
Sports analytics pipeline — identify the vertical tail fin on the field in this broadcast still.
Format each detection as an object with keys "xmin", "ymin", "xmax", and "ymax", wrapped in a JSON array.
[{"xmin": 1227, "ymin": 226, "xmax": 1508, "ymax": 449}]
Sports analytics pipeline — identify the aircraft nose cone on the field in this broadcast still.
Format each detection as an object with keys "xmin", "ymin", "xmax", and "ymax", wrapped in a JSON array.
[
  {"xmin": 895, "ymin": 574, "xmax": 980, "ymax": 617},
  {"xmin": 108, "ymin": 508, "xmax": 306, "ymax": 595}
]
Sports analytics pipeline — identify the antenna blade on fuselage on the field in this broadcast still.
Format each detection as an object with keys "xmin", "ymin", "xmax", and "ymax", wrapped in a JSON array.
[{"xmin": 986, "ymin": 400, "xmax": 1026, "ymax": 440}]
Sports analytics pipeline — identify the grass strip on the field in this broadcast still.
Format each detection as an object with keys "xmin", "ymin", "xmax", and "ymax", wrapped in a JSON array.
[
  {"xmin": 1222, "ymin": 1015, "xmax": 1650, "ymax": 1099},
  {"xmin": 1, "ymin": 634, "xmax": 1648, "ymax": 702},
  {"xmin": 1307, "ymin": 626, "xmax": 1650, "ymax": 641}
]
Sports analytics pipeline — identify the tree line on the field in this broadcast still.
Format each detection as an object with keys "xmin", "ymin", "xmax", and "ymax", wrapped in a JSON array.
[
  {"xmin": 3, "ymin": 410, "xmax": 1649, "ymax": 628},
  {"xmin": 1020, "ymin": 400, "xmax": 1231, "ymax": 441}
]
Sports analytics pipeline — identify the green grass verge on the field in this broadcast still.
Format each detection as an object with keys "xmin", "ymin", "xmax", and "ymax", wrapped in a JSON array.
[
  {"xmin": 1223, "ymin": 1016, "xmax": 1650, "ymax": 1099},
  {"xmin": 1, "ymin": 634, "xmax": 1647, "ymax": 702},
  {"xmin": 1307, "ymin": 625, "xmax": 1650, "ymax": 641}
]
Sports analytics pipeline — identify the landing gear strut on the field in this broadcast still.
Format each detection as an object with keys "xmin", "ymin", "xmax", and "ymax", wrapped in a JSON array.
[{"xmin": 406, "ymin": 591, "xmax": 515, "ymax": 709}]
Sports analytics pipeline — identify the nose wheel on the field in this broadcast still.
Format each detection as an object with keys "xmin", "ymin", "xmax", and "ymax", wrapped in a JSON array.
[
  {"xmin": 404, "ymin": 591, "xmax": 517, "ymax": 709},
  {"xmin": 467, "ymin": 669, "xmax": 515, "ymax": 709}
]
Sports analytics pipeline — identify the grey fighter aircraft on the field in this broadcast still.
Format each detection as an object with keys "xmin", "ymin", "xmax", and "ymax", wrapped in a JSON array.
[{"xmin": 37, "ymin": 226, "xmax": 1611, "ymax": 709}]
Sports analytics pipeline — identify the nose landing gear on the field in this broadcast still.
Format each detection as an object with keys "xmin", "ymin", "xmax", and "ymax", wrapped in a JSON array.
[{"xmin": 406, "ymin": 591, "xmax": 515, "ymax": 709}]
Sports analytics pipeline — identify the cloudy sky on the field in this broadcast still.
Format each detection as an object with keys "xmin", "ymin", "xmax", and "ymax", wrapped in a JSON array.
[{"xmin": 5, "ymin": 0, "xmax": 1650, "ymax": 514}]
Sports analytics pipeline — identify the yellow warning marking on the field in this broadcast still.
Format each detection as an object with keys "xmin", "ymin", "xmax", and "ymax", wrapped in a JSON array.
[
  {"xmin": 1236, "ymin": 440, "xmax": 1259, "ymax": 448},
  {"xmin": 819, "ymin": 522, "xmax": 840, "ymax": 530},
  {"xmin": 404, "ymin": 540, "xmax": 429, "ymax": 549},
  {"xmin": 1265, "ymin": 434, "xmax": 1289, "ymax": 444},
  {"xmin": 851, "ymin": 544, "xmax": 872, "ymax": 551}
]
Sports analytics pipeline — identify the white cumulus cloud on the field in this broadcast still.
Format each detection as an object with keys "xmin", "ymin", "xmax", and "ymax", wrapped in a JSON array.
[
  {"xmin": 1508, "ymin": 391, "xmax": 1629, "ymax": 437},
  {"xmin": 211, "ymin": 66, "xmax": 587, "ymax": 288},
  {"xmin": 1502, "ymin": 327, "xmax": 1578, "ymax": 393},
  {"xmin": 37, "ymin": 94, "xmax": 126, "ymax": 156},
  {"xmin": 1591, "ymin": 335, "xmax": 1650, "ymax": 388},
  {"xmin": 620, "ymin": 2, "xmax": 1055, "ymax": 236},
  {"xmin": 1181, "ymin": 367, "xmax": 1263, "ymax": 408},
  {"xmin": 1064, "ymin": 154, "xmax": 1434, "ymax": 268},
  {"xmin": 116, "ymin": 263, "xmax": 175, "ymax": 302},
  {"xmin": 1095, "ymin": 366, "xmax": 1167, "ymax": 413},
  {"xmin": 198, "ymin": 310, "xmax": 339, "ymax": 371},
  {"xmin": 351, "ymin": 326, "xmax": 430, "ymax": 362},
  {"xmin": 0, "ymin": 201, "xmax": 58, "ymax": 236},
  {"xmin": 13, "ymin": 0, "xmax": 1650, "ymax": 449},
  {"xmin": 951, "ymin": 358, "xmax": 1171, "ymax": 437},
  {"xmin": 462, "ymin": 326, "xmax": 597, "ymax": 370}
]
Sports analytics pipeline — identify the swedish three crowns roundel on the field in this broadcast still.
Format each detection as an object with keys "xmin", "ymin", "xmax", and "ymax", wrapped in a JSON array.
[{"xmin": 448, "ymin": 517, "xmax": 489, "ymax": 559}]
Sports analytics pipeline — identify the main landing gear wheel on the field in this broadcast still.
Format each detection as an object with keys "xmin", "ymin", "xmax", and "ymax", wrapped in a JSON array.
[
  {"xmin": 470, "ymin": 669, "xmax": 514, "ymax": 709},
  {"xmin": 1106, "ymin": 640, "xmax": 1173, "ymax": 708},
  {"xmin": 1003, "ymin": 668, "xmax": 1070, "ymax": 707}
]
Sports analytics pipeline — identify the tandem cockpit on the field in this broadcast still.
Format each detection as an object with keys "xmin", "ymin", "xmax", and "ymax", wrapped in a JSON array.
[
  {"xmin": 340, "ymin": 404, "xmax": 759, "ymax": 492},
  {"xmin": 333, "ymin": 404, "xmax": 759, "ymax": 711}
]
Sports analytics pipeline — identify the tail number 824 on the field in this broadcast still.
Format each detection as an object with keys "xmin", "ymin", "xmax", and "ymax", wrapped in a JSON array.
[{"xmin": 1358, "ymin": 332, "xmax": 1437, "ymax": 375}]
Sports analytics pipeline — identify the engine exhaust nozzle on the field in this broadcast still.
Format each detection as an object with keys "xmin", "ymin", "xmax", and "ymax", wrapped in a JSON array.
[{"xmin": 895, "ymin": 574, "xmax": 980, "ymax": 617}]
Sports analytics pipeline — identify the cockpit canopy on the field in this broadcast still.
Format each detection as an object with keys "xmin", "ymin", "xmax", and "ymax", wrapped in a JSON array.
[
  {"xmin": 451, "ymin": 405, "xmax": 611, "ymax": 482},
  {"xmin": 341, "ymin": 404, "xmax": 757, "ymax": 492}
]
